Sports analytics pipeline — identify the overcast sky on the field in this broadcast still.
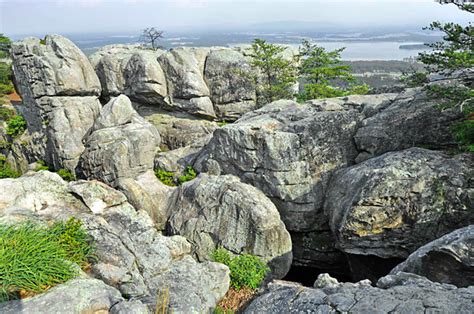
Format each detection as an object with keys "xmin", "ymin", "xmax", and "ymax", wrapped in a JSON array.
[{"xmin": 0, "ymin": 0, "xmax": 472, "ymax": 36}]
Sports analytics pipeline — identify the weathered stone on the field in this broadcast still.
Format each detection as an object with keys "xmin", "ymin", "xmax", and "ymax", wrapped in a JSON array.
[
  {"xmin": 244, "ymin": 273, "xmax": 474, "ymax": 313},
  {"xmin": 12, "ymin": 35, "xmax": 101, "ymax": 99},
  {"xmin": 390, "ymin": 225, "xmax": 474, "ymax": 287},
  {"xmin": 167, "ymin": 174, "xmax": 293, "ymax": 279},
  {"xmin": 354, "ymin": 88, "xmax": 463, "ymax": 162},
  {"xmin": 79, "ymin": 95, "xmax": 160, "ymax": 186},
  {"xmin": 325, "ymin": 148, "xmax": 473, "ymax": 259},
  {"xmin": 0, "ymin": 278, "xmax": 124, "ymax": 314}
]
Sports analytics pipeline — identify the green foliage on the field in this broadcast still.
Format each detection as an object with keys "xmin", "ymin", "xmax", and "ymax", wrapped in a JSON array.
[
  {"xmin": 0, "ymin": 153, "xmax": 20, "ymax": 178},
  {"xmin": 0, "ymin": 106, "xmax": 15, "ymax": 121},
  {"xmin": 248, "ymin": 39, "xmax": 297, "ymax": 106},
  {"xmin": 212, "ymin": 248, "xmax": 269, "ymax": 290},
  {"xmin": 155, "ymin": 168, "xmax": 176, "ymax": 186},
  {"xmin": 0, "ymin": 218, "xmax": 94, "ymax": 301},
  {"xmin": 0, "ymin": 34, "xmax": 11, "ymax": 59},
  {"xmin": 401, "ymin": 71, "xmax": 429, "ymax": 88},
  {"xmin": 452, "ymin": 119, "xmax": 474, "ymax": 152},
  {"xmin": 6, "ymin": 115, "xmax": 27, "ymax": 138},
  {"xmin": 178, "ymin": 166, "xmax": 197, "ymax": 185},
  {"xmin": 217, "ymin": 121, "xmax": 228, "ymax": 127},
  {"xmin": 0, "ymin": 62, "xmax": 13, "ymax": 96},
  {"xmin": 57, "ymin": 168, "xmax": 75, "ymax": 182},
  {"xmin": 214, "ymin": 306, "xmax": 234, "ymax": 314},
  {"xmin": 297, "ymin": 40, "xmax": 368, "ymax": 101},
  {"xmin": 35, "ymin": 160, "xmax": 50, "ymax": 171},
  {"xmin": 39, "ymin": 38, "xmax": 46, "ymax": 45}
]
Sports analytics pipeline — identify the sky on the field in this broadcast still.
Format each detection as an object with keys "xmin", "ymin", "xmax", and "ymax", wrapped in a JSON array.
[{"xmin": 0, "ymin": 0, "xmax": 472, "ymax": 36}]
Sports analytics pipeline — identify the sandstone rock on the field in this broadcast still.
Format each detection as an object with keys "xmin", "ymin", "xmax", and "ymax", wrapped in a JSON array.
[
  {"xmin": 135, "ymin": 105, "xmax": 218, "ymax": 150},
  {"xmin": 354, "ymin": 88, "xmax": 463, "ymax": 162},
  {"xmin": 325, "ymin": 148, "xmax": 473, "ymax": 259},
  {"xmin": 390, "ymin": 225, "xmax": 474, "ymax": 287},
  {"xmin": 195, "ymin": 99, "xmax": 362, "ymax": 232},
  {"xmin": 79, "ymin": 95, "xmax": 160, "ymax": 187},
  {"xmin": 204, "ymin": 49, "xmax": 256, "ymax": 120},
  {"xmin": 12, "ymin": 35, "xmax": 101, "ymax": 99},
  {"xmin": 124, "ymin": 50, "xmax": 168, "ymax": 105},
  {"xmin": 244, "ymin": 273, "xmax": 474, "ymax": 313},
  {"xmin": 0, "ymin": 278, "xmax": 124, "ymax": 314},
  {"xmin": 167, "ymin": 174, "xmax": 293, "ymax": 278}
]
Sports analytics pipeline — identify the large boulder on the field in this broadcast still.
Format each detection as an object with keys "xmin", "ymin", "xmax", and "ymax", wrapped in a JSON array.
[
  {"xmin": 204, "ymin": 49, "xmax": 256, "ymax": 120},
  {"xmin": 195, "ymin": 99, "xmax": 362, "ymax": 232},
  {"xmin": 11, "ymin": 35, "xmax": 102, "ymax": 172},
  {"xmin": 79, "ymin": 95, "xmax": 160, "ymax": 187},
  {"xmin": 0, "ymin": 172, "xmax": 230, "ymax": 313},
  {"xmin": 390, "ymin": 225, "xmax": 474, "ymax": 287},
  {"xmin": 325, "ymin": 148, "xmax": 473, "ymax": 259},
  {"xmin": 354, "ymin": 88, "xmax": 463, "ymax": 162},
  {"xmin": 12, "ymin": 35, "xmax": 101, "ymax": 99},
  {"xmin": 244, "ymin": 273, "xmax": 474, "ymax": 313},
  {"xmin": 167, "ymin": 174, "xmax": 293, "ymax": 279}
]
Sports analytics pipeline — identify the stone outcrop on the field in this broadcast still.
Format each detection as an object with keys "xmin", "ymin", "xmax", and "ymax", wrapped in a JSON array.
[
  {"xmin": 11, "ymin": 35, "xmax": 102, "ymax": 172},
  {"xmin": 167, "ymin": 174, "xmax": 293, "ymax": 279},
  {"xmin": 390, "ymin": 225, "xmax": 474, "ymax": 287},
  {"xmin": 325, "ymin": 148, "xmax": 473, "ymax": 259},
  {"xmin": 79, "ymin": 95, "xmax": 160, "ymax": 187},
  {"xmin": 244, "ymin": 273, "xmax": 474, "ymax": 313},
  {"xmin": 0, "ymin": 171, "xmax": 230, "ymax": 313}
]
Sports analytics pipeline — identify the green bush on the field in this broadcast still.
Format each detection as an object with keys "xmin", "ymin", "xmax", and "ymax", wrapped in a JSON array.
[
  {"xmin": 452, "ymin": 119, "xmax": 474, "ymax": 152},
  {"xmin": 0, "ymin": 154, "xmax": 19, "ymax": 178},
  {"xmin": 6, "ymin": 115, "xmax": 26, "ymax": 138},
  {"xmin": 0, "ymin": 106, "xmax": 15, "ymax": 121},
  {"xmin": 155, "ymin": 168, "xmax": 176, "ymax": 186},
  {"xmin": 178, "ymin": 166, "xmax": 197, "ymax": 185},
  {"xmin": 35, "ymin": 160, "xmax": 50, "ymax": 171},
  {"xmin": 0, "ymin": 218, "xmax": 95, "ymax": 301},
  {"xmin": 212, "ymin": 248, "xmax": 269, "ymax": 290},
  {"xmin": 57, "ymin": 168, "xmax": 75, "ymax": 182}
]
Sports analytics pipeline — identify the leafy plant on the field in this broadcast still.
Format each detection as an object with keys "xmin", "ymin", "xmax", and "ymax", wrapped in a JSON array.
[
  {"xmin": 35, "ymin": 160, "xmax": 50, "ymax": 171},
  {"xmin": 6, "ymin": 115, "xmax": 26, "ymax": 138},
  {"xmin": 451, "ymin": 119, "xmax": 474, "ymax": 152},
  {"xmin": 217, "ymin": 121, "xmax": 228, "ymax": 127},
  {"xmin": 0, "ymin": 34, "xmax": 11, "ymax": 59},
  {"xmin": 177, "ymin": 166, "xmax": 197, "ymax": 185},
  {"xmin": 212, "ymin": 248, "xmax": 269, "ymax": 290},
  {"xmin": 0, "ymin": 106, "xmax": 15, "ymax": 121},
  {"xmin": 297, "ymin": 40, "xmax": 368, "ymax": 101},
  {"xmin": 155, "ymin": 168, "xmax": 176, "ymax": 186},
  {"xmin": 0, "ymin": 153, "xmax": 19, "ymax": 178},
  {"xmin": 57, "ymin": 168, "xmax": 75, "ymax": 182},
  {"xmin": 0, "ymin": 218, "xmax": 94, "ymax": 301}
]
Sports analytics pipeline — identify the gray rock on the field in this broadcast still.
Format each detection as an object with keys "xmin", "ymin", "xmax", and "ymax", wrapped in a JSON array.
[
  {"xmin": 124, "ymin": 50, "xmax": 168, "ymax": 105},
  {"xmin": 79, "ymin": 95, "xmax": 160, "ymax": 186},
  {"xmin": 204, "ymin": 49, "xmax": 256, "ymax": 120},
  {"xmin": 167, "ymin": 174, "xmax": 293, "ymax": 279},
  {"xmin": 325, "ymin": 148, "xmax": 473, "ymax": 259},
  {"xmin": 390, "ymin": 225, "xmax": 474, "ymax": 287},
  {"xmin": 111, "ymin": 300, "xmax": 150, "ymax": 314},
  {"xmin": 0, "ymin": 278, "xmax": 124, "ymax": 314},
  {"xmin": 12, "ymin": 35, "xmax": 101, "ymax": 99},
  {"xmin": 354, "ymin": 88, "xmax": 463, "ymax": 162},
  {"xmin": 195, "ymin": 99, "xmax": 362, "ymax": 232},
  {"xmin": 244, "ymin": 273, "xmax": 474, "ymax": 313}
]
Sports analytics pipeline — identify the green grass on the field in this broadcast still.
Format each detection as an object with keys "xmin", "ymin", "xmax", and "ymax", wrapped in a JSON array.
[
  {"xmin": 0, "ymin": 218, "xmax": 95, "ymax": 301},
  {"xmin": 0, "ymin": 154, "xmax": 19, "ymax": 178},
  {"xmin": 34, "ymin": 160, "xmax": 50, "ymax": 171},
  {"xmin": 155, "ymin": 168, "xmax": 176, "ymax": 186},
  {"xmin": 212, "ymin": 248, "xmax": 269, "ymax": 290},
  {"xmin": 56, "ymin": 168, "xmax": 75, "ymax": 182},
  {"xmin": 6, "ymin": 115, "xmax": 26, "ymax": 138},
  {"xmin": 177, "ymin": 166, "xmax": 197, "ymax": 185}
]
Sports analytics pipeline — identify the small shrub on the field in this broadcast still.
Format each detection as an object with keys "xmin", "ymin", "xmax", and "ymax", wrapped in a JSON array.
[
  {"xmin": 0, "ymin": 218, "xmax": 94, "ymax": 301},
  {"xmin": 177, "ymin": 166, "xmax": 197, "ymax": 185},
  {"xmin": 0, "ymin": 83, "xmax": 14, "ymax": 95},
  {"xmin": 155, "ymin": 168, "xmax": 176, "ymax": 186},
  {"xmin": 217, "ymin": 121, "xmax": 228, "ymax": 127},
  {"xmin": 212, "ymin": 248, "xmax": 269, "ymax": 290},
  {"xmin": 6, "ymin": 115, "xmax": 26, "ymax": 138},
  {"xmin": 0, "ymin": 153, "xmax": 19, "ymax": 178},
  {"xmin": 57, "ymin": 168, "xmax": 75, "ymax": 182},
  {"xmin": 452, "ymin": 119, "xmax": 474, "ymax": 152},
  {"xmin": 35, "ymin": 160, "xmax": 49, "ymax": 171},
  {"xmin": 0, "ymin": 106, "xmax": 15, "ymax": 121}
]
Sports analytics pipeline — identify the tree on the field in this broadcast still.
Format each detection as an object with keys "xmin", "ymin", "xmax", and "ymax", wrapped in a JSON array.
[
  {"xmin": 297, "ymin": 40, "xmax": 369, "ymax": 101},
  {"xmin": 247, "ymin": 39, "xmax": 297, "ymax": 106},
  {"xmin": 0, "ymin": 34, "xmax": 11, "ymax": 59},
  {"xmin": 140, "ymin": 27, "xmax": 164, "ymax": 50}
]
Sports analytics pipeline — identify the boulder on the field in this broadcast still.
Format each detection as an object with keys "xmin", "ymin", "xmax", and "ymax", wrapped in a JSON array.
[
  {"xmin": 354, "ymin": 88, "xmax": 463, "ymax": 162},
  {"xmin": 390, "ymin": 225, "xmax": 474, "ymax": 287},
  {"xmin": 167, "ymin": 174, "xmax": 293, "ymax": 279},
  {"xmin": 124, "ymin": 50, "xmax": 168, "ymax": 105},
  {"xmin": 135, "ymin": 106, "xmax": 217, "ymax": 150},
  {"xmin": 204, "ymin": 49, "xmax": 256, "ymax": 120},
  {"xmin": 79, "ymin": 95, "xmax": 160, "ymax": 187},
  {"xmin": 325, "ymin": 148, "xmax": 473, "ymax": 259},
  {"xmin": 0, "ymin": 278, "xmax": 125, "ymax": 314},
  {"xmin": 12, "ymin": 35, "xmax": 101, "ymax": 99},
  {"xmin": 195, "ymin": 99, "xmax": 362, "ymax": 232},
  {"xmin": 244, "ymin": 273, "xmax": 474, "ymax": 313}
]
